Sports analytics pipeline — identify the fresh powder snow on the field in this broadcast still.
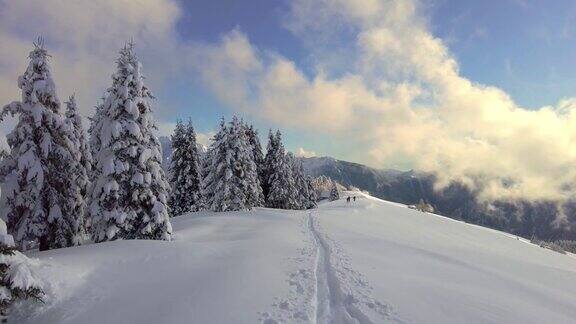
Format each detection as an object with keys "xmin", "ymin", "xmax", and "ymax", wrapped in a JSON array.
[{"xmin": 14, "ymin": 191, "xmax": 576, "ymax": 323}]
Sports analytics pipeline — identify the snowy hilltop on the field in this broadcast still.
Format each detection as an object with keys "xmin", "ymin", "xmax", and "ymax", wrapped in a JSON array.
[{"xmin": 13, "ymin": 191, "xmax": 576, "ymax": 323}]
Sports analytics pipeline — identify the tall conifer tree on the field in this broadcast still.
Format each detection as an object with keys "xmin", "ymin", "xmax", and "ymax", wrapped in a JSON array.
[
  {"xmin": 0, "ymin": 40, "xmax": 79, "ymax": 250},
  {"xmin": 168, "ymin": 119, "xmax": 202, "ymax": 215},
  {"xmin": 89, "ymin": 43, "xmax": 172, "ymax": 242}
]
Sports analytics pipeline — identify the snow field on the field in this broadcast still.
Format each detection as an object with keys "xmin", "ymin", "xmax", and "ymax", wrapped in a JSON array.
[{"xmin": 14, "ymin": 191, "xmax": 576, "ymax": 323}]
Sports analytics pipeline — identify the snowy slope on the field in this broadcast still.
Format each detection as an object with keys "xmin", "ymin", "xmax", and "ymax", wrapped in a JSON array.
[{"xmin": 15, "ymin": 193, "xmax": 576, "ymax": 323}]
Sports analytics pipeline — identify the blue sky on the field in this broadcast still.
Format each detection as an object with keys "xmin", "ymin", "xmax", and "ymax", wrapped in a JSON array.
[{"xmin": 430, "ymin": 0, "xmax": 576, "ymax": 109}]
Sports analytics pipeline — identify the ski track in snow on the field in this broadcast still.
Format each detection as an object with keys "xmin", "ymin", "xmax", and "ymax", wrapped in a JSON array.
[
  {"xmin": 308, "ymin": 212, "xmax": 373, "ymax": 324},
  {"xmin": 262, "ymin": 211, "xmax": 399, "ymax": 324}
]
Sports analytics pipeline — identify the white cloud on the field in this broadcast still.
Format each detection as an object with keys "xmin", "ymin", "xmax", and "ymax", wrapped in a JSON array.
[
  {"xmin": 295, "ymin": 147, "xmax": 317, "ymax": 158},
  {"xmin": 193, "ymin": 0, "xmax": 576, "ymax": 202},
  {"xmin": 0, "ymin": 0, "xmax": 184, "ymax": 137},
  {"xmin": 2, "ymin": 0, "xmax": 576, "ymax": 203}
]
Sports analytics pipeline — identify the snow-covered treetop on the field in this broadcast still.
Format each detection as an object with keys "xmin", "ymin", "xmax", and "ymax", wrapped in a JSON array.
[
  {"xmin": 1, "ymin": 38, "xmax": 60, "ymax": 123},
  {"xmin": 65, "ymin": 95, "xmax": 80, "ymax": 123},
  {"xmin": 21, "ymin": 38, "xmax": 60, "ymax": 113},
  {"xmin": 110, "ymin": 41, "xmax": 154, "ymax": 101}
]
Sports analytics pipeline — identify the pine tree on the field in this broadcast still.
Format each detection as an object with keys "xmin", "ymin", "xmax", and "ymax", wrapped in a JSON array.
[
  {"xmin": 288, "ymin": 153, "xmax": 316, "ymax": 209},
  {"xmin": 89, "ymin": 43, "xmax": 172, "ymax": 242},
  {"xmin": 265, "ymin": 131, "xmax": 299, "ymax": 209},
  {"xmin": 200, "ymin": 118, "xmax": 225, "ymax": 210},
  {"xmin": 168, "ymin": 119, "xmax": 202, "ymax": 216},
  {"xmin": 305, "ymin": 175, "xmax": 318, "ymax": 208},
  {"xmin": 0, "ymin": 40, "xmax": 78, "ymax": 251},
  {"xmin": 329, "ymin": 180, "xmax": 340, "ymax": 201},
  {"xmin": 202, "ymin": 117, "xmax": 262, "ymax": 211},
  {"xmin": 244, "ymin": 123, "xmax": 265, "ymax": 186},
  {"xmin": 262, "ymin": 130, "xmax": 279, "ymax": 200},
  {"xmin": 88, "ymin": 97, "xmax": 105, "ymax": 179},
  {"xmin": 64, "ymin": 95, "xmax": 92, "ymax": 240},
  {"xmin": 229, "ymin": 117, "xmax": 264, "ymax": 208},
  {"xmin": 0, "ymin": 218, "xmax": 43, "ymax": 321}
]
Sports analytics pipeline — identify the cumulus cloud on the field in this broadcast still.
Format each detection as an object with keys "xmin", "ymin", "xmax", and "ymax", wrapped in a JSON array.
[
  {"xmin": 193, "ymin": 0, "xmax": 576, "ymax": 202},
  {"xmin": 0, "ymin": 0, "xmax": 184, "ymax": 138},
  {"xmin": 2, "ymin": 0, "xmax": 576, "ymax": 203}
]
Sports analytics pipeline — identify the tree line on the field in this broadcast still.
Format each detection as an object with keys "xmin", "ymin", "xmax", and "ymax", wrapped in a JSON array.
[{"xmin": 0, "ymin": 40, "xmax": 317, "ymax": 254}]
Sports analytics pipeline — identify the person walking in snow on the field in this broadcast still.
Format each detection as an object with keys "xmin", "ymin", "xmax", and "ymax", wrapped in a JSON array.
[
  {"xmin": 353, "ymin": 196, "xmax": 356, "ymax": 202},
  {"xmin": 346, "ymin": 196, "xmax": 351, "ymax": 204}
]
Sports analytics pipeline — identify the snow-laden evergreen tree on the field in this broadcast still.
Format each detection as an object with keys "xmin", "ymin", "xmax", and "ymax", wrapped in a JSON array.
[
  {"xmin": 0, "ymin": 149, "xmax": 6, "ymax": 215},
  {"xmin": 0, "ymin": 41, "xmax": 79, "ymax": 251},
  {"xmin": 64, "ymin": 95, "xmax": 92, "ymax": 237},
  {"xmin": 89, "ymin": 43, "xmax": 172, "ymax": 242},
  {"xmin": 288, "ymin": 153, "xmax": 316, "ymax": 209},
  {"xmin": 228, "ymin": 117, "xmax": 264, "ymax": 208},
  {"xmin": 202, "ymin": 117, "xmax": 263, "ymax": 211},
  {"xmin": 0, "ymin": 218, "xmax": 43, "ymax": 321},
  {"xmin": 265, "ymin": 131, "xmax": 299, "ymax": 209},
  {"xmin": 262, "ymin": 130, "xmax": 278, "ymax": 200},
  {"xmin": 88, "ymin": 97, "xmax": 105, "ymax": 180},
  {"xmin": 199, "ymin": 119, "xmax": 224, "ymax": 210},
  {"xmin": 168, "ymin": 119, "xmax": 202, "ymax": 215},
  {"xmin": 244, "ymin": 123, "xmax": 265, "ymax": 185},
  {"xmin": 305, "ymin": 175, "xmax": 318, "ymax": 208},
  {"xmin": 329, "ymin": 180, "xmax": 340, "ymax": 201}
]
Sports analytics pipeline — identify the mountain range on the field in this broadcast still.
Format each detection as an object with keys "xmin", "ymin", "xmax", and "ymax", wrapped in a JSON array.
[{"xmin": 301, "ymin": 156, "xmax": 576, "ymax": 241}]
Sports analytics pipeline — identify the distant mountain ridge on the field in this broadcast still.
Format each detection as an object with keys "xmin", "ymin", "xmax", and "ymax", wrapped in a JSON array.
[
  {"xmin": 301, "ymin": 156, "xmax": 576, "ymax": 241},
  {"xmin": 158, "ymin": 135, "xmax": 576, "ymax": 241}
]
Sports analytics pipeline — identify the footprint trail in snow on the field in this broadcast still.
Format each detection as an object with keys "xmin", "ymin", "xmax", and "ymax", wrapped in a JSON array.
[
  {"xmin": 309, "ymin": 213, "xmax": 374, "ymax": 324},
  {"xmin": 262, "ymin": 212, "xmax": 399, "ymax": 324}
]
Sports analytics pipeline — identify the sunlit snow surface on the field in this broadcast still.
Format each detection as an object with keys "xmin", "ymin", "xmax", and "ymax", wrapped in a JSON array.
[{"xmin": 15, "ymin": 192, "xmax": 576, "ymax": 323}]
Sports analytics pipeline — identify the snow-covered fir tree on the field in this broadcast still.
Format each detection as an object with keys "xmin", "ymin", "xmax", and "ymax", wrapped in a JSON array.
[
  {"xmin": 305, "ymin": 175, "xmax": 318, "ymax": 208},
  {"xmin": 264, "ymin": 131, "xmax": 299, "ymax": 209},
  {"xmin": 199, "ymin": 119, "xmax": 225, "ymax": 210},
  {"xmin": 64, "ymin": 95, "xmax": 92, "ymax": 237},
  {"xmin": 262, "ymin": 130, "xmax": 278, "ymax": 200},
  {"xmin": 244, "ymin": 123, "xmax": 265, "ymax": 186},
  {"xmin": 89, "ymin": 43, "xmax": 172, "ymax": 242},
  {"xmin": 0, "ymin": 41, "xmax": 80, "ymax": 251},
  {"xmin": 168, "ymin": 119, "xmax": 202, "ymax": 215},
  {"xmin": 329, "ymin": 180, "xmax": 340, "ymax": 201},
  {"xmin": 87, "ymin": 97, "xmax": 105, "ymax": 180},
  {"xmin": 0, "ymin": 218, "xmax": 43, "ymax": 320},
  {"xmin": 202, "ymin": 117, "xmax": 263, "ymax": 211},
  {"xmin": 229, "ymin": 117, "xmax": 264, "ymax": 208},
  {"xmin": 288, "ymin": 153, "xmax": 316, "ymax": 209}
]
